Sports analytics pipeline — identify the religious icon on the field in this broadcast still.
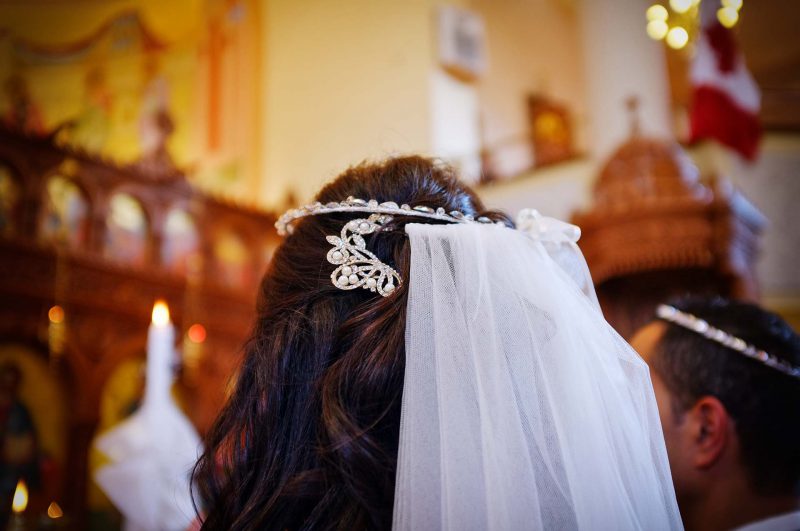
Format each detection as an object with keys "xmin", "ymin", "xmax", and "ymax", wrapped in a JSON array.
[
  {"xmin": 214, "ymin": 231, "xmax": 252, "ymax": 290},
  {"xmin": 162, "ymin": 208, "xmax": 200, "ymax": 275},
  {"xmin": 0, "ymin": 345, "xmax": 68, "ymax": 528},
  {"xmin": 528, "ymin": 94, "xmax": 575, "ymax": 168},
  {"xmin": 40, "ymin": 176, "xmax": 90, "ymax": 249},
  {"xmin": 104, "ymin": 193, "xmax": 149, "ymax": 266}
]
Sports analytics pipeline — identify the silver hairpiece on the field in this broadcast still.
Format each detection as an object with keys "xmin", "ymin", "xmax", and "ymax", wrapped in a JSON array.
[
  {"xmin": 275, "ymin": 196, "xmax": 499, "ymax": 297},
  {"xmin": 327, "ymin": 213, "xmax": 401, "ymax": 296},
  {"xmin": 275, "ymin": 196, "xmax": 582, "ymax": 298},
  {"xmin": 656, "ymin": 304, "xmax": 800, "ymax": 380}
]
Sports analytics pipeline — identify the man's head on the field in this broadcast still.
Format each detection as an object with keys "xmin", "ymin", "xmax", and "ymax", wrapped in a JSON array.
[{"xmin": 631, "ymin": 298, "xmax": 800, "ymax": 514}]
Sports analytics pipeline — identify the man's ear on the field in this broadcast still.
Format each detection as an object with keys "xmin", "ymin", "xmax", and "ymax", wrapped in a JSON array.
[{"xmin": 685, "ymin": 396, "xmax": 731, "ymax": 469}]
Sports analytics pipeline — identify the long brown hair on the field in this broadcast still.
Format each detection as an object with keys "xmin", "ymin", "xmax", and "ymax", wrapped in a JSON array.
[{"xmin": 193, "ymin": 156, "xmax": 508, "ymax": 530}]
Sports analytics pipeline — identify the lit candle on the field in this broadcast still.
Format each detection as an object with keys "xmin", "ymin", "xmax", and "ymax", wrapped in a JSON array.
[
  {"xmin": 92, "ymin": 298, "xmax": 198, "ymax": 530},
  {"xmin": 7, "ymin": 480, "xmax": 28, "ymax": 530},
  {"xmin": 146, "ymin": 300, "xmax": 175, "ymax": 407}
]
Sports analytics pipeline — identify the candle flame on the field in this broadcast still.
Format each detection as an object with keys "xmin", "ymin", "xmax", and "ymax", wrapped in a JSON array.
[
  {"xmin": 152, "ymin": 300, "xmax": 170, "ymax": 326},
  {"xmin": 47, "ymin": 501, "xmax": 64, "ymax": 519},
  {"xmin": 12, "ymin": 480, "xmax": 27, "ymax": 514}
]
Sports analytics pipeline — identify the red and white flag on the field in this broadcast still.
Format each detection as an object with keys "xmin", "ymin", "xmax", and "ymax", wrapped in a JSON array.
[{"xmin": 689, "ymin": 2, "xmax": 761, "ymax": 160}]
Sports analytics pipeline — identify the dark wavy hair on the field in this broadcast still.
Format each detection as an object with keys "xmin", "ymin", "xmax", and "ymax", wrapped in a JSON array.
[{"xmin": 192, "ymin": 156, "xmax": 509, "ymax": 530}]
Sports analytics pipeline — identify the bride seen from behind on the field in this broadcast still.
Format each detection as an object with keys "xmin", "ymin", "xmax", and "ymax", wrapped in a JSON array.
[{"xmin": 192, "ymin": 156, "xmax": 683, "ymax": 530}]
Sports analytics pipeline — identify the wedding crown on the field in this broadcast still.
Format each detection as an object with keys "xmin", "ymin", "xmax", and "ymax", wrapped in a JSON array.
[
  {"xmin": 275, "ymin": 197, "xmax": 581, "ymax": 298},
  {"xmin": 656, "ymin": 304, "xmax": 800, "ymax": 380}
]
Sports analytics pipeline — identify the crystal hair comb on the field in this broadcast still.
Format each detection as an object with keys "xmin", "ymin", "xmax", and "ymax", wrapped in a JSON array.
[
  {"xmin": 275, "ymin": 197, "xmax": 581, "ymax": 297},
  {"xmin": 275, "ymin": 197, "xmax": 499, "ymax": 297},
  {"xmin": 656, "ymin": 304, "xmax": 800, "ymax": 380},
  {"xmin": 326, "ymin": 214, "xmax": 401, "ymax": 296}
]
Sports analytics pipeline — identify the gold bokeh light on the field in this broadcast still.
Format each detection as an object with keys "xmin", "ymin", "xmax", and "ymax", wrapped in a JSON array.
[
  {"xmin": 647, "ymin": 20, "xmax": 669, "ymax": 40},
  {"xmin": 666, "ymin": 26, "xmax": 689, "ymax": 49},
  {"xmin": 722, "ymin": 0, "xmax": 743, "ymax": 10},
  {"xmin": 646, "ymin": 4, "xmax": 668, "ymax": 22},
  {"xmin": 669, "ymin": 0, "xmax": 693, "ymax": 14},
  {"xmin": 717, "ymin": 7, "xmax": 739, "ymax": 28}
]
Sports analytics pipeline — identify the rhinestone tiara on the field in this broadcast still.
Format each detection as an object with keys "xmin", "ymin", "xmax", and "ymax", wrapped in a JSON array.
[
  {"xmin": 656, "ymin": 304, "xmax": 800, "ymax": 380},
  {"xmin": 275, "ymin": 196, "xmax": 581, "ymax": 298},
  {"xmin": 275, "ymin": 196, "xmax": 499, "ymax": 236}
]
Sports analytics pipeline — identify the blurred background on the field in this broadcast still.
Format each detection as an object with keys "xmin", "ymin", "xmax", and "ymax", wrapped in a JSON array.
[{"xmin": 0, "ymin": 0, "xmax": 797, "ymax": 529}]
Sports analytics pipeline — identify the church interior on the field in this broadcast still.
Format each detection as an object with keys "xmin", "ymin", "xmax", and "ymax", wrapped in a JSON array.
[{"xmin": 0, "ymin": 0, "xmax": 797, "ymax": 528}]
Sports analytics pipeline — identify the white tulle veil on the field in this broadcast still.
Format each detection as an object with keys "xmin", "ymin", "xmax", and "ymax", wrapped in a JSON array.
[{"xmin": 392, "ymin": 219, "xmax": 683, "ymax": 530}]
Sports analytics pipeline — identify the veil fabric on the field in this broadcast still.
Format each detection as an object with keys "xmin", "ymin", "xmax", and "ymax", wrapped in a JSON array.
[{"xmin": 393, "ymin": 221, "xmax": 683, "ymax": 530}]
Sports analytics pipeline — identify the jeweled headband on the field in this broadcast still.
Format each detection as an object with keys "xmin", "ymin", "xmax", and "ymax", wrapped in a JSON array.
[
  {"xmin": 275, "ymin": 196, "xmax": 499, "ymax": 236},
  {"xmin": 656, "ymin": 304, "xmax": 800, "ymax": 380},
  {"xmin": 275, "ymin": 197, "xmax": 580, "ymax": 298}
]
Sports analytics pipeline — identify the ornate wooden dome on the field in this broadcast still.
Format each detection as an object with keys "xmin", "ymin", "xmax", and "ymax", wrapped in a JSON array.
[
  {"xmin": 593, "ymin": 136, "xmax": 708, "ymax": 207},
  {"xmin": 572, "ymin": 134, "xmax": 765, "ymax": 338}
]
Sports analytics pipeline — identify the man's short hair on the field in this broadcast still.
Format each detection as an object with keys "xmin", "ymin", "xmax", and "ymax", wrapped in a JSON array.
[{"xmin": 652, "ymin": 297, "xmax": 800, "ymax": 496}]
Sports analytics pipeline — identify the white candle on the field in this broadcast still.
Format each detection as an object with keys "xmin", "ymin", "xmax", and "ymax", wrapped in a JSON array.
[
  {"xmin": 145, "ymin": 300, "xmax": 175, "ymax": 407},
  {"xmin": 93, "ymin": 299, "xmax": 199, "ymax": 531}
]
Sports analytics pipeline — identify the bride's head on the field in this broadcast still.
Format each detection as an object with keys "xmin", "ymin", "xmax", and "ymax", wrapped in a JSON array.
[{"xmin": 193, "ymin": 156, "xmax": 507, "ymax": 530}]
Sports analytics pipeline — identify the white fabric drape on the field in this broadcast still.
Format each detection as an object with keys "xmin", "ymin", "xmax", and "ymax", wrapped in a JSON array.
[
  {"xmin": 94, "ymin": 323, "xmax": 200, "ymax": 531},
  {"xmin": 393, "ymin": 222, "xmax": 682, "ymax": 531}
]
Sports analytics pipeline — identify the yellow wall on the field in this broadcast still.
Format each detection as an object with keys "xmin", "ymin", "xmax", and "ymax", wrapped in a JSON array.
[
  {"xmin": 260, "ymin": 0, "xmax": 436, "ymax": 208},
  {"xmin": 473, "ymin": 0, "xmax": 587, "ymax": 161},
  {"xmin": 0, "ymin": 1, "xmax": 204, "ymax": 46},
  {"xmin": 257, "ymin": 0, "xmax": 592, "ymax": 207}
]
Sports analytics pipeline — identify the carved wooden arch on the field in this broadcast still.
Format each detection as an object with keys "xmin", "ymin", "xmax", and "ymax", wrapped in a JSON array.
[
  {"xmin": 206, "ymin": 214, "xmax": 263, "ymax": 291},
  {"xmin": 45, "ymin": 159, "xmax": 112, "ymax": 256},
  {"xmin": 158, "ymin": 198, "xmax": 204, "ymax": 274},
  {"xmin": 103, "ymin": 183, "xmax": 158, "ymax": 265},
  {"xmin": 36, "ymin": 163, "xmax": 95, "ymax": 253}
]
